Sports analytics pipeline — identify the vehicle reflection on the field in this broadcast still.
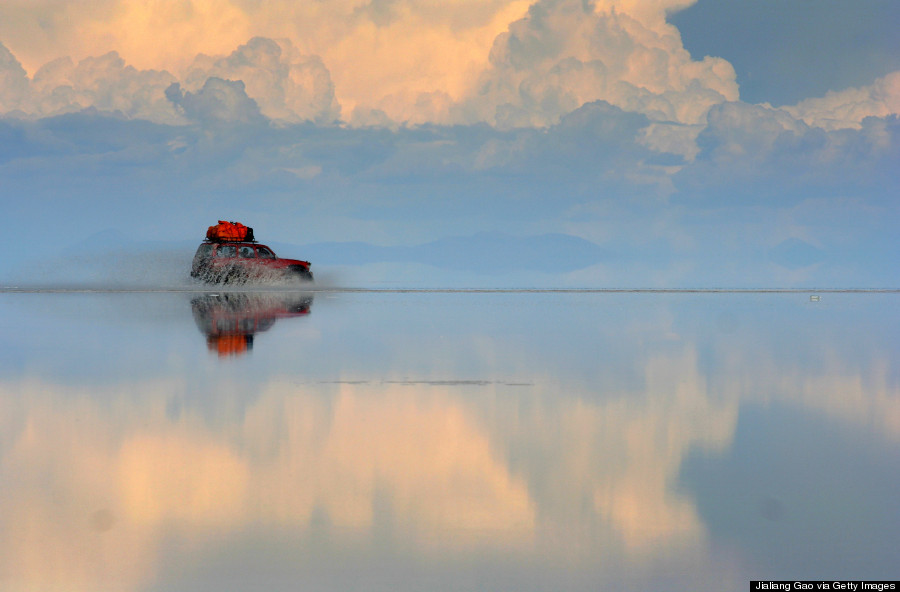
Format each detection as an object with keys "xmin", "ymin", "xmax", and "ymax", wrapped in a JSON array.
[{"xmin": 191, "ymin": 291, "xmax": 313, "ymax": 356}]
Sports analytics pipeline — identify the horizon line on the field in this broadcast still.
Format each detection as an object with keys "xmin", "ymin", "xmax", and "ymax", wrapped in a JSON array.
[{"xmin": 1, "ymin": 286, "xmax": 898, "ymax": 294}]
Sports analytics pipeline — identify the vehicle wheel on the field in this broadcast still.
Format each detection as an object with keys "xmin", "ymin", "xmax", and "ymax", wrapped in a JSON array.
[{"xmin": 287, "ymin": 265, "xmax": 313, "ymax": 282}]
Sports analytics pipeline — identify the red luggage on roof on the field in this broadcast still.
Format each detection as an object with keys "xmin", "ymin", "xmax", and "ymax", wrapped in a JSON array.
[{"xmin": 206, "ymin": 220, "xmax": 254, "ymax": 242}]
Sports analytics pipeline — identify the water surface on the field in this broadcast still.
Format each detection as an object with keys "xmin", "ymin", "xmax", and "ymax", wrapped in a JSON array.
[{"xmin": 0, "ymin": 290, "xmax": 897, "ymax": 591}]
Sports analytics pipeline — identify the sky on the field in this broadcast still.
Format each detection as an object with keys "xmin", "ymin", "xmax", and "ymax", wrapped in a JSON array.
[{"xmin": 0, "ymin": 0, "xmax": 898, "ymax": 287}]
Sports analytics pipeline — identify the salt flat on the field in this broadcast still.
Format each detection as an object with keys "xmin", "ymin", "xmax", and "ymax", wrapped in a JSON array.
[{"xmin": 0, "ymin": 291, "xmax": 897, "ymax": 591}]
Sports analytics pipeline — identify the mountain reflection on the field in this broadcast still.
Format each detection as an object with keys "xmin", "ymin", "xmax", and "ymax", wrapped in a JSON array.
[
  {"xmin": 191, "ymin": 291, "xmax": 313, "ymax": 356},
  {"xmin": 0, "ymin": 293, "xmax": 897, "ymax": 590}
]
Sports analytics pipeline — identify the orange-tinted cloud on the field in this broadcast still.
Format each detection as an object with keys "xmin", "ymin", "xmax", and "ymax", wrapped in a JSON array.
[
  {"xmin": 460, "ymin": 0, "xmax": 737, "ymax": 127},
  {"xmin": 0, "ymin": 0, "xmax": 528, "ymax": 120},
  {"xmin": 0, "ymin": 0, "xmax": 741, "ymax": 126}
]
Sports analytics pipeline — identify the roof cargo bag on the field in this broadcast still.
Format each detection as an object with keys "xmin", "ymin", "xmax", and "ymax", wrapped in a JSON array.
[{"xmin": 207, "ymin": 220, "xmax": 254, "ymax": 242}]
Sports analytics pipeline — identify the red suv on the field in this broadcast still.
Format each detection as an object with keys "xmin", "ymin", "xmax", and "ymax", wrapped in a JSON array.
[{"xmin": 191, "ymin": 241, "xmax": 313, "ymax": 283}]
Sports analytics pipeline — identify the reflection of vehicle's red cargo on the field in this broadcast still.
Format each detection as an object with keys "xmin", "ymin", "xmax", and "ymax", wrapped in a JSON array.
[
  {"xmin": 191, "ymin": 292, "xmax": 313, "ymax": 357},
  {"xmin": 211, "ymin": 334, "xmax": 252, "ymax": 356},
  {"xmin": 192, "ymin": 221, "xmax": 312, "ymax": 283}
]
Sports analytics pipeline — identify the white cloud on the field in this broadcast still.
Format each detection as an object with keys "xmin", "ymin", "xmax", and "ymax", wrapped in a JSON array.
[
  {"xmin": 5, "ymin": 0, "xmax": 898, "ymax": 134},
  {"xmin": 283, "ymin": 165, "xmax": 323, "ymax": 180},
  {"xmin": 0, "ymin": 43, "xmax": 29, "ymax": 113},
  {"xmin": 0, "ymin": 0, "xmax": 739, "ymax": 128},
  {"xmin": 0, "ymin": 40, "xmax": 184, "ymax": 122},
  {"xmin": 785, "ymin": 70, "xmax": 900, "ymax": 131},
  {"xmin": 182, "ymin": 37, "xmax": 340, "ymax": 124},
  {"xmin": 0, "ymin": 0, "xmax": 530, "ymax": 123},
  {"xmin": 0, "ymin": 38, "xmax": 338, "ymax": 125},
  {"xmin": 166, "ymin": 77, "xmax": 264, "ymax": 126},
  {"xmin": 31, "ymin": 52, "xmax": 181, "ymax": 123},
  {"xmin": 699, "ymin": 101, "xmax": 808, "ymax": 161},
  {"xmin": 637, "ymin": 121, "xmax": 703, "ymax": 161},
  {"xmin": 674, "ymin": 101, "xmax": 900, "ymax": 208},
  {"xmin": 457, "ymin": 0, "xmax": 737, "ymax": 127}
]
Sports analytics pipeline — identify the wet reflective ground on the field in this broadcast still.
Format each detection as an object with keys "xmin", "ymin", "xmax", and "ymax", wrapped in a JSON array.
[{"xmin": 0, "ymin": 290, "xmax": 897, "ymax": 591}]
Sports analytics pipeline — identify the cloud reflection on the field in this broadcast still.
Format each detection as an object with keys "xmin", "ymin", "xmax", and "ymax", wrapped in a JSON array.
[
  {"xmin": 0, "ymin": 294, "xmax": 896, "ymax": 590},
  {"xmin": 0, "ymin": 351, "xmax": 739, "ymax": 588}
]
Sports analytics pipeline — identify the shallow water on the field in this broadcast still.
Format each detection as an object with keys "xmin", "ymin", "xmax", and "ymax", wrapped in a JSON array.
[{"xmin": 0, "ymin": 290, "xmax": 897, "ymax": 591}]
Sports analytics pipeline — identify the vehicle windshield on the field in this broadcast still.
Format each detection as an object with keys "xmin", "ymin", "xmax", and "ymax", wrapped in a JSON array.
[
  {"xmin": 215, "ymin": 245, "xmax": 236, "ymax": 258},
  {"xmin": 257, "ymin": 247, "xmax": 275, "ymax": 259},
  {"xmin": 239, "ymin": 246, "xmax": 256, "ymax": 258}
]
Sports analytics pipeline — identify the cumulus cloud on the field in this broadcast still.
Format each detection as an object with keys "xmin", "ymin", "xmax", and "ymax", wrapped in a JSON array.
[
  {"xmin": 166, "ymin": 77, "xmax": 264, "ymax": 126},
  {"xmin": 785, "ymin": 70, "xmax": 900, "ymax": 131},
  {"xmin": 0, "ymin": 43, "xmax": 30, "ymax": 113},
  {"xmin": 0, "ymin": 40, "xmax": 183, "ymax": 122},
  {"xmin": 457, "ymin": 0, "xmax": 738, "ymax": 127},
  {"xmin": 675, "ymin": 101, "xmax": 900, "ymax": 203},
  {"xmin": 0, "ymin": 0, "xmax": 739, "ymax": 128},
  {"xmin": 31, "ymin": 52, "xmax": 181, "ymax": 123},
  {"xmin": 698, "ymin": 102, "xmax": 808, "ymax": 161},
  {"xmin": 182, "ymin": 37, "xmax": 340, "ymax": 124},
  {"xmin": 0, "ymin": 38, "xmax": 338, "ymax": 125},
  {"xmin": 4, "ymin": 0, "xmax": 899, "ymax": 133},
  {"xmin": 0, "ymin": 0, "xmax": 529, "ymax": 124}
]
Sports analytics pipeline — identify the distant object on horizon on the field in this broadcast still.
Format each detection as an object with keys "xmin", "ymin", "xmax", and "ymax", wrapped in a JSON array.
[{"xmin": 191, "ymin": 221, "xmax": 313, "ymax": 284}]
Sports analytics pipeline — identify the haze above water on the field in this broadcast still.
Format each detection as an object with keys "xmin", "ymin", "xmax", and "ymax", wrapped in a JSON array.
[{"xmin": 0, "ymin": 289, "xmax": 897, "ymax": 591}]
